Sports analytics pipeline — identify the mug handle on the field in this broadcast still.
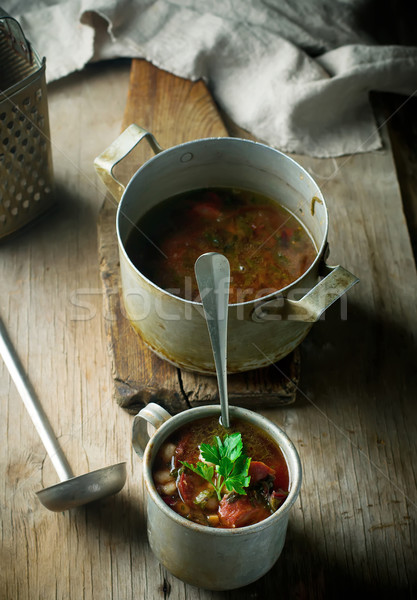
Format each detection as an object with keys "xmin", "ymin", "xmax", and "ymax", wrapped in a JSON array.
[
  {"xmin": 252, "ymin": 264, "xmax": 359, "ymax": 323},
  {"xmin": 132, "ymin": 402, "xmax": 172, "ymax": 458},
  {"xmin": 93, "ymin": 124, "xmax": 163, "ymax": 203}
]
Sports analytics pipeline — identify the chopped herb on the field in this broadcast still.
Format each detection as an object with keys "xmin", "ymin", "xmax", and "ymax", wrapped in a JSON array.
[
  {"xmin": 194, "ymin": 488, "xmax": 215, "ymax": 507},
  {"xmin": 181, "ymin": 432, "xmax": 251, "ymax": 501}
]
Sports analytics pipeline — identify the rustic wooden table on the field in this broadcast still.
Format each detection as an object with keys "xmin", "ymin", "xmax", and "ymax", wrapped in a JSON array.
[{"xmin": 1, "ymin": 58, "xmax": 416, "ymax": 599}]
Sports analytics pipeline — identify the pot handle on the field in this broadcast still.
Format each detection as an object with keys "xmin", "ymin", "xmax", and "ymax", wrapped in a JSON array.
[
  {"xmin": 252, "ymin": 264, "xmax": 359, "ymax": 323},
  {"xmin": 132, "ymin": 402, "xmax": 172, "ymax": 458},
  {"xmin": 94, "ymin": 124, "xmax": 163, "ymax": 203}
]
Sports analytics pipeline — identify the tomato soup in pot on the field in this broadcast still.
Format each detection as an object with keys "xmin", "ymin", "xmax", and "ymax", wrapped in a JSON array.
[{"xmin": 125, "ymin": 187, "xmax": 317, "ymax": 304}]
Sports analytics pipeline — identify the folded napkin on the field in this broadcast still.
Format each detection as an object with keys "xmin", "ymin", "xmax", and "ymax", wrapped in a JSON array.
[{"xmin": 9, "ymin": 0, "xmax": 417, "ymax": 156}]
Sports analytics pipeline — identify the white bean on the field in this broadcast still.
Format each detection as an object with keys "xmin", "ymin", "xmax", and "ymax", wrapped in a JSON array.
[
  {"xmin": 160, "ymin": 443, "xmax": 177, "ymax": 463},
  {"xmin": 159, "ymin": 480, "xmax": 178, "ymax": 496},
  {"xmin": 153, "ymin": 469, "xmax": 173, "ymax": 485}
]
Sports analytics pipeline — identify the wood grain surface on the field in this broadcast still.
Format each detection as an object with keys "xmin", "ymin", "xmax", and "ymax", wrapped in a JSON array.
[
  {"xmin": 0, "ymin": 58, "xmax": 416, "ymax": 599},
  {"xmin": 97, "ymin": 59, "xmax": 300, "ymax": 414}
]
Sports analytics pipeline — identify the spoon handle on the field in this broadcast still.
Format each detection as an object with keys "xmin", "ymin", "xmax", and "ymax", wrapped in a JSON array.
[
  {"xmin": 0, "ymin": 317, "xmax": 74, "ymax": 482},
  {"xmin": 195, "ymin": 253, "xmax": 230, "ymax": 428}
]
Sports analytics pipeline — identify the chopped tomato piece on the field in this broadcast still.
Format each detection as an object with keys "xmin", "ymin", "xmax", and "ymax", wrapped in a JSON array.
[
  {"xmin": 191, "ymin": 203, "xmax": 222, "ymax": 219},
  {"xmin": 219, "ymin": 493, "xmax": 271, "ymax": 528},
  {"xmin": 248, "ymin": 461, "xmax": 275, "ymax": 484}
]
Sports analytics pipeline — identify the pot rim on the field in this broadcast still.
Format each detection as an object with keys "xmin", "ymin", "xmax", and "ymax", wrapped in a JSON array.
[
  {"xmin": 142, "ymin": 404, "xmax": 302, "ymax": 536},
  {"xmin": 116, "ymin": 136, "xmax": 329, "ymax": 308}
]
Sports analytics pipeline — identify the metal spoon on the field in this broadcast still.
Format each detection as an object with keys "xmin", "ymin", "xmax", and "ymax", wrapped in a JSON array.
[
  {"xmin": 195, "ymin": 252, "xmax": 231, "ymax": 428},
  {"xmin": 0, "ymin": 317, "xmax": 127, "ymax": 511}
]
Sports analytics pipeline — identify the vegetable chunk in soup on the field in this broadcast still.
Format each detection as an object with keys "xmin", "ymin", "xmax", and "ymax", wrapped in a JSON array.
[
  {"xmin": 125, "ymin": 187, "xmax": 316, "ymax": 304},
  {"xmin": 152, "ymin": 417, "xmax": 290, "ymax": 529}
]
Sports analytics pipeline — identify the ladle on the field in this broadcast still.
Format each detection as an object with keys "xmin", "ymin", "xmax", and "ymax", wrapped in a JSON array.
[
  {"xmin": 0, "ymin": 317, "xmax": 127, "ymax": 511},
  {"xmin": 195, "ymin": 252, "xmax": 231, "ymax": 428}
]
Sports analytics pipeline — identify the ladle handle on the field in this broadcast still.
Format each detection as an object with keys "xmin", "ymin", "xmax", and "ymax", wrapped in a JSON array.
[
  {"xmin": 195, "ymin": 253, "xmax": 230, "ymax": 429},
  {"xmin": 0, "ymin": 318, "xmax": 74, "ymax": 482}
]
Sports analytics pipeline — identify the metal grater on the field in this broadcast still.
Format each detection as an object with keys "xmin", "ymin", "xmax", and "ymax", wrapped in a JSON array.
[{"xmin": 0, "ymin": 8, "xmax": 54, "ymax": 240}]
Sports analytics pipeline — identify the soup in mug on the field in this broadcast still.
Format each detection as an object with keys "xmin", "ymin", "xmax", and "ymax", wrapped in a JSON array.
[
  {"xmin": 125, "ymin": 187, "xmax": 316, "ymax": 303},
  {"xmin": 152, "ymin": 416, "xmax": 290, "ymax": 529}
]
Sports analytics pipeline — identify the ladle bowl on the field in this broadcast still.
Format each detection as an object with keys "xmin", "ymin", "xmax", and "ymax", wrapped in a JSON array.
[{"xmin": 37, "ymin": 462, "xmax": 127, "ymax": 512}]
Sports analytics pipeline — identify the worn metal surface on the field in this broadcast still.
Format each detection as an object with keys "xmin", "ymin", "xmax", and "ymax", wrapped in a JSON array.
[
  {"xmin": 133, "ymin": 403, "xmax": 302, "ymax": 590},
  {"xmin": 96, "ymin": 131, "xmax": 358, "ymax": 373},
  {"xmin": 0, "ymin": 10, "xmax": 54, "ymax": 238}
]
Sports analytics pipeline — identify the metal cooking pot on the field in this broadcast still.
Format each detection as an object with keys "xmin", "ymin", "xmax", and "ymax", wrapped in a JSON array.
[{"xmin": 94, "ymin": 125, "xmax": 358, "ymax": 374}]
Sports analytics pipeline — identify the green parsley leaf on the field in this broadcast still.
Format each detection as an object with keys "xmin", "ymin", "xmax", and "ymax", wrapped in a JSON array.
[
  {"xmin": 200, "ymin": 442, "xmax": 221, "ymax": 465},
  {"xmin": 217, "ymin": 456, "xmax": 233, "ymax": 480},
  {"xmin": 224, "ymin": 456, "xmax": 251, "ymax": 494},
  {"xmin": 222, "ymin": 432, "xmax": 243, "ymax": 462},
  {"xmin": 232, "ymin": 454, "xmax": 251, "ymax": 477},
  {"xmin": 180, "ymin": 432, "xmax": 252, "ymax": 501},
  {"xmin": 224, "ymin": 475, "xmax": 250, "ymax": 495},
  {"xmin": 181, "ymin": 461, "xmax": 214, "ymax": 484}
]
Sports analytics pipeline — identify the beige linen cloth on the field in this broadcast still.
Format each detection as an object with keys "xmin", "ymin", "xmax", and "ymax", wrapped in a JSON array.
[{"xmin": 9, "ymin": 0, "xmax": 417, "ymax": 157}]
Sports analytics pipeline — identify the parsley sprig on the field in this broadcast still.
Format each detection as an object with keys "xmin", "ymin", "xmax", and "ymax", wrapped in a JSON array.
[{"xmin": 181, "ymin": 432, "xmax": 251, "ymax": 501}]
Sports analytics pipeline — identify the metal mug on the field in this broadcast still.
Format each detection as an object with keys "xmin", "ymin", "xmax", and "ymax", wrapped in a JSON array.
[
  {"xmin": 132, "ymin": 402, "xmax": 302, "ymax": 590},
  {"xmin": 94, "ymin": 125, "xmax": 358, "ymax": 374}
]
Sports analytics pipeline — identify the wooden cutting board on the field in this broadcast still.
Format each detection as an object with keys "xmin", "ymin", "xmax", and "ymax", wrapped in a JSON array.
[{"xmin": 97, "ymin": 58, "xmax": 300, "ymax": 415}]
